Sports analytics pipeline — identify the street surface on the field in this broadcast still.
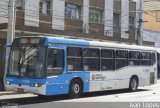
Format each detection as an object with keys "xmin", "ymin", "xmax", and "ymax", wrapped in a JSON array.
[{"xmin": 0, "ymin": 80, "xmax": 160, "ymax": 108}]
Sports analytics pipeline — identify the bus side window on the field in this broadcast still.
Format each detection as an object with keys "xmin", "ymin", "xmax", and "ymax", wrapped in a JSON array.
[
  {"xmin": 83, "ymin": 48, "xmax": 100, "ymax": 71},
  {"xmin": 101, "ymin": 49, "xmax": 115, "ymax": 71},
  {"xmin": 141, "ymin": 52, "xmax": 151, "ymax": 66},
  {"xmin": 129, "ymin": 51, "xmax": 140, "ymax": 66},
  {"xmin": 47, "ymin": 49, "xmax": 64, "ymax": 76},
  {"xmin": 116, "ymin": 50, "xmax": 128, "ymax": 70},
  {"xmin": 67, "ymin": 47, "xmax": 83, "ymax": 71}
]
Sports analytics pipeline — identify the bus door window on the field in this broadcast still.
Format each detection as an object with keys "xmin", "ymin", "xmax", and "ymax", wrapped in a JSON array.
[
  {"xmin": 47, "ymin": 49, "xmax": 64, "ymax": 76},
  {"xmin": 151, "ymin": 52, "xmax": 156, "ymax": 66},
  {"xmin": 157, "ymin": 53, "xmax": 160, "ymax": 78}
]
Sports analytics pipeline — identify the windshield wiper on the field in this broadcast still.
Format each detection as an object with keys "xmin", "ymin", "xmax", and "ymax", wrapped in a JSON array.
[{"xmin": 24, "ymin": 48, "xmax": 39, "ymax": 63}]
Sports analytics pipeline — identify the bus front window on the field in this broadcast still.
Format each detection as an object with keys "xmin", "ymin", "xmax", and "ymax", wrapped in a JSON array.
[{"xmin": 8, "ymin": 47, "xmax": 46, "ymax": 78}]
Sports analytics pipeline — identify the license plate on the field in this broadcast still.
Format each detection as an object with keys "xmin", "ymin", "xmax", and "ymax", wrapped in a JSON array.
[{"xmin": 17, "ymin": 88, "xmax": 24, "ymax": 92}]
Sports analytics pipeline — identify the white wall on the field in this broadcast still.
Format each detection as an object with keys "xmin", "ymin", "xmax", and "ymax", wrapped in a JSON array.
[
  {"xmin": 121, "ymin": 0, "xmax": 129, "ymax": 39},
  {"xmin": 104, "ymin": 0, "xmax": 113, "ymax": 36},
  {"xmin": 0, "ymin": 0, "xmax": 9, "ymax": 23},
  {"xmin": 82, "ymin": 0, "xmax": 89, "ymax": 33},
  {"xmin": 143, "ymin": 30, "xmax": 160, "ymax": 47},
  {"xmin": 52, "ymin": 0, "xmax": 65, "ymax": 30},
  {"xmin": 25, "ymin": 0, "xmax": 40, "ymax": 27}
]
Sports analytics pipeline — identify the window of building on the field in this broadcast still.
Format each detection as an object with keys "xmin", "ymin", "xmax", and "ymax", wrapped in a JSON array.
[
  {"xmin": 40, "ymin": 0, "xmax": 51, "ymax": 15},
  {"xmin": 65, "ymin": 3, "xmax": 81, "ymax": 20},
  {"xmin": 129, "ymin": 16, "xmax": 135, "ymax": 29},
  {"xmin": 129, "ymin": 51, "xmax": 140, "ymax": 65},
  {"xmin": 116, "ymin": 50, "xmax": 128, "ymax": 69},
  {"xmin": 67, "ymin": 47, "xmax": 83, "ymax": 71},
  {"xmin": 101, "ymin": 49, "xmax": 115, "ymax": 71},
  {"xmin": 16, "ymin": 0, "xmax": 24, "ymax": 10},
  {"xmin": 89, "ymin": 9, "xmax": 102, "ymax": 24},
  {"xmin": 83, "ymin": 48, "xmax": 100, "ymax": 71},
  {"xmin": 141, "ymin": 52, "xmax": 151, "ymax": 66},
  {"xmin": 47, "ymin": 49, "xmax": 64, "ymax": 76},
  {"xmin": 113, "ymin": 13, "xmax": 120, "ymax": 27}
]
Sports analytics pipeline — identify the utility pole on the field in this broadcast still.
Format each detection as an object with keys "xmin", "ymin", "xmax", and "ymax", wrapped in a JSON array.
[
  {"xmin": 4, "ymin": 0, "xmax": 16, "ymax": 85},
  {"xmin": 137, "ymin": 0, "xmax": 143, "ymax": 46}
]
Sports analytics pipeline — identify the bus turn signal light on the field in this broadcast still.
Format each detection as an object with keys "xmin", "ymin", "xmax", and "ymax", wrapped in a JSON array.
[
  {"xmin": 35, "ymin": 83, "xmax": 42, "ymax": 87},
  {"xmin": 38, "ymin": 83, "xmax": 42, "ymax": 87}
]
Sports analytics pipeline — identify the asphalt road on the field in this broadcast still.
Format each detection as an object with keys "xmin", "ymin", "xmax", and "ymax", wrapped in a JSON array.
[
  {"xmin": 1, "ymin": 81, "xmax": 160, "ymax": 108},
  {"xmin": 0, "ymin": 90, "xmax": 146, "ymax": 108}
]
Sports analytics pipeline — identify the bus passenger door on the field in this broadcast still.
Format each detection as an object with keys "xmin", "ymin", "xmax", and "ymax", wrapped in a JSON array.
[
  {"xmin": 141, "ymin": 52, "xmax": 154, "ymax": 85},
  {"xmin": 157, "ymin": 53, "xmax": 160, "ymax": 78}
]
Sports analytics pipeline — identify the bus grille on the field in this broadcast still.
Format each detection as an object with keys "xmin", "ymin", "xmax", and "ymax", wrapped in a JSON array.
[{"xmin": 150, "ymin": 72, "xmax": 155, "ymax": 84}]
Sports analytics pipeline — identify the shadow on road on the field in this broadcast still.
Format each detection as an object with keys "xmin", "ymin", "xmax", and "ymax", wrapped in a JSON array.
[{"xmin": 0, "ymin": 89, "xmax": 150, "ymax": 106}]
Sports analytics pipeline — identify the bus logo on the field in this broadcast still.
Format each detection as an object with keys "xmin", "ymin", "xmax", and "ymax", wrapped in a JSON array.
[{"xmin": 92, "ymin": 74, "xmax": 106, "ymax": 80}]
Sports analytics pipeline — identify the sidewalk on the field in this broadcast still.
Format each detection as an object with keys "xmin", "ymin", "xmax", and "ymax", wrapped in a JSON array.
[
  {"xmin": 0, "ymin": 91, "xmax": 20, "ymax": 96},
  {"xmin": 0, "ymin": 83, "xmax": 21, "ymax": 96}
]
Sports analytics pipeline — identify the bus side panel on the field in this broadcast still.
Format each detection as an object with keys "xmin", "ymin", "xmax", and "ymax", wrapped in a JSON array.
[
  {"xmin": 45, "ymin": 72, "xmax": 90, "ymax": 96},
  {"xmin": 116, "ymin": 66, "xmax": 145, "ymax": 88},
  {"xmin": 89, "ymin": 71, "xmax": 117, "ymax": 92}
]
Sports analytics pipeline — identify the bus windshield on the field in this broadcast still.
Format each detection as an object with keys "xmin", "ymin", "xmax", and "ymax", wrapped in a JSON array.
[{"xmin": 7, "ymin": 46, "xmax": 46, "ymax": 78}]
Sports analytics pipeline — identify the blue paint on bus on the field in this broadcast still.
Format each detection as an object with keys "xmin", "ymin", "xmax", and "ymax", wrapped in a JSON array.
[
  {"xmin": 44, "ymin": 37, "xmax": 91, "ymax": 95},
  {"xmin": 6, "ymin": 77, "xmax": 46, "ymax": 86},
  {"xmin": 46, "ymin": 72, "xmax": 90, "ymax": 95},
  {"xmin": 5, "ymin": 36, "xmax": 91, "ymax": 96}
]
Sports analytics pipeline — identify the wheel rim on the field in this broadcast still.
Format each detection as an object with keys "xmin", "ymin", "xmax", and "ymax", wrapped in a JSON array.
[
  {"xmin": 72, "ymin": 83, "xmax": 80, "ymax": 94},
  {"xmin": 131, "ymin": 79, "xmax": 137, "ymax": 90}
]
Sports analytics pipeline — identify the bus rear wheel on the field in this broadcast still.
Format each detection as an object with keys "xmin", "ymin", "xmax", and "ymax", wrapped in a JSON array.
[
  {"xmin": 69, "ymin": 79, "xmax": 82, "ymax": 99},
  {"xmin": 129, "ymin": 77, "xmax": 138, "ymax": 92}
]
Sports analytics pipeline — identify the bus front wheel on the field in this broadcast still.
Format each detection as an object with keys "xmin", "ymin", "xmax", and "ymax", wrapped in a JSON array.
[
  {"xmin": 69, "ymin": 79, "xmax": 82, "ymax": 99},
  {"xmin": 129, "ymin": 77, "xmax": 138, "ymax": 92}
]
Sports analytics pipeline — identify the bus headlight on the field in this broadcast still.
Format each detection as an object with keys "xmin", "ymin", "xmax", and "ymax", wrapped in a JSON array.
[
  {"xmin": 6, "ymin": 81, "xmax": 10, "ymax": 85},
  {"xmin": 34, "ymin": 83, "xmax": 42, "ymax": 87}
]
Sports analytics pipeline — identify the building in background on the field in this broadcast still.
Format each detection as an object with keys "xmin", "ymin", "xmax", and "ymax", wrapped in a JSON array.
[
  {"xmin": 0, "ymin": 0, "xmax": 154, "ymax": 82},
  {"xmin": 144, "ymin": 0, "xmax": 160, "ymax": 47}
]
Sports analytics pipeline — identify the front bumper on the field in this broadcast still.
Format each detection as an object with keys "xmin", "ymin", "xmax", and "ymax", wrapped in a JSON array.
[{"xmin": 5, "ymin": 84, "xmax": 46, "ymax": 95}]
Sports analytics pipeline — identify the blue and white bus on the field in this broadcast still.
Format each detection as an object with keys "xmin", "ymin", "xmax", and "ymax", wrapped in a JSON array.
[{"xmin": 4, "ymin": 36, "xmax": 157, "ymax": 98}]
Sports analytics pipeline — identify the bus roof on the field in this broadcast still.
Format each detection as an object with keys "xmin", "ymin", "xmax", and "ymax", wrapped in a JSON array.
[
  {"xmin": 16, "ymin": 36, "xmax": 156, "ymax": 51},
  {"xmin": 46, "ymin": 37, "xmax": 155, "ymax": 51}
]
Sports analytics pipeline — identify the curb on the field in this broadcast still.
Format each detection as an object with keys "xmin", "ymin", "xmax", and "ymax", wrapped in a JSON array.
[{"xmin": 0, "ymin": 91, "xmax": 22, "ymax": 96}]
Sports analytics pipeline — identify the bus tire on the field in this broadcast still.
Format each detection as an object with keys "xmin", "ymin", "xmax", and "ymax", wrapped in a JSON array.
[
  {"xmin": 69, "ymin": 79, "xmax": 82, "ymax": 99},
  {"xmin": 129, "ymin": 77, "xmax": 138, "ymax": 92}
]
